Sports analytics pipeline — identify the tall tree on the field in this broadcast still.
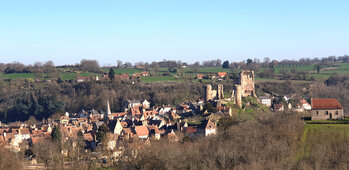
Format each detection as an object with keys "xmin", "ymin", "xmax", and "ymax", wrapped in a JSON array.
[
  {"xmin": 246, "ymin": 59, "xmax": 253, "ymax": 65},
  {"xmin": 108, "ymin": 68, "xmax": 115, "ymax": 80},
  {"xmin": 96, "ymin": 124, "xmax": 108, "ymax": 143},
  {"xmin": 315, "ymin": 64, "xmax": 321, "ymax": 74},
  {"xmin": 51, "ymin": 126, "xmax": 62, "ymax": 145},
  {"xmin": 222, "ymin": 60, "xmax": 229, "ymax": 69}
]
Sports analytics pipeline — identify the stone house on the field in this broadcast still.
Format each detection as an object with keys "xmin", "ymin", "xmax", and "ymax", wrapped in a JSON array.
[
  {"xmin": 311, "ymin": 98, "xmax": 344, "ymax": 120},
  {"xmin": 197, "ymin": 119, "xmax": 217, "ymax": 136}
]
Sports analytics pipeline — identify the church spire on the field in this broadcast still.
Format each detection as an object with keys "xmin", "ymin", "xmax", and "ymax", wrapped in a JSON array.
[{"xmin": 107, "ymin": 100, "xmax": 111, "ymax": 115}]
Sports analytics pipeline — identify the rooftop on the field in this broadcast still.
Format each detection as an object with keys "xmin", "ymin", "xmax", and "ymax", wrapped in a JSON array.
[{"xmin": 311, "ymin": 98, "xmax": 343, "ymax": 110}]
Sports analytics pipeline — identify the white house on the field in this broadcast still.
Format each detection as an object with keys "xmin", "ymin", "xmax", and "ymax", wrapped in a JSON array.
[
  {"xmin": 300, "ymin": 99, "xmax": 312, "ymax": 110},
  {"xmin": 205, "ymin": 119, "xmax": 217, "ymax": 136},
  {"xmin": 142, "ymin": 100, "xmax": 151, "ymax": 109},
  {"xmin": 259, "ymin": 96, "xmax": 272, "ymax": 107}
]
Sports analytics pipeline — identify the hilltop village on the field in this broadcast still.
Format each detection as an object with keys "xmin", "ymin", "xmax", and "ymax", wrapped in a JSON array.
[{"xmin": 0, "ymin": 70, "xmax": 344, "ymax": 165}]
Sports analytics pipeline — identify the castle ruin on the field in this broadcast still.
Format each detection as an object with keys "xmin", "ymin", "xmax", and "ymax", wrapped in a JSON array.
[
  {"xmin": 205, "ymin": 84, "xmax": 218, "ymax": 102},
  {"xmin": 239, "ymin": 70, "xmax": 256, "ymax": 97},
  {"xmin": 204, "ymin": 70, "xmax": 256, "ymax": 109}
]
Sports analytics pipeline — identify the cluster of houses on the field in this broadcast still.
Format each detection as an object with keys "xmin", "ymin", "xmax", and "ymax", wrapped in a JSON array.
[
  {"xmin": 0, "ymin": 99, "xmax": 217, "ymax": 156},
  {"xmin": 258, "ymin": 95, "xmax": 344, "ymax": 120},
  {"xmin": 196, "ymin": 72, "xmax": 228, "ymax": 81}
]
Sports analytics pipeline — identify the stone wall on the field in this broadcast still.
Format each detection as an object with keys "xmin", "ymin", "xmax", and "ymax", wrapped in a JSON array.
[
  {"xmin": 311, "ymin": 109, "xmax": 344, "ymax": 120},
  {"xmin": 205, "ymin": 85, "xmax": 212, "ymax": 101},
  {"xmin": 235, "ymin": 85, "xmax": 242, "ymax": 108},
  {"xmin": 217, "ymin": 84, "xmax": 224, "ymax": 99}
]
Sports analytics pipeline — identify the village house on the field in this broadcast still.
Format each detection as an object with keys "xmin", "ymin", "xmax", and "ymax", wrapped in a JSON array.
[
  {"xmin": 76, "ymin": 76, "xmax": 91, "ymax": 82},
  {"xmin": 196, "ymin": 74, "xmax": 204, "ymax": 80},
  {"xmin": 273, "ymin": 104, "xmax": 284, "ymax": 111},
  {"xmin": 217, "ymin": 72, "xmax": 227, "ymax": 78},
  {"xmin": 300, "ymin": 99, "xmax": 312, "ymax": 110},
  {"xmin": 141, "ymin": 71, "xmax": 149, "ymax": 77},
  {"xmin": 311, "ymin": 98, "xmax": 344, "ymax": 120},
  {"xmin": 135, "ymin": 126, "xmax": 149, "ymax": 139},
  {"xmin": 197, "ymin": 119, "xmax": 217, "ymax": 136},
  {"xmin": 114, "ymin": 74, "xmax": 130, "ymax": 80},
  {"xmin": 259, "ymin": 96, "xmax": 272, "ymax": 107},
  {"xmin": 142, "ymin": 100, "xmax": 151, "ymax": 109}
]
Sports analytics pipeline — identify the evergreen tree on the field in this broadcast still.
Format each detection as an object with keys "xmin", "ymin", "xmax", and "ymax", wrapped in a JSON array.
[
  {"xmin": 222, "ymin": 60, "xmax": 229, "ymax": 69},
  {"xmin": 96, "ymin": 124, "xmax": 108, "ymax": 142},
  {"xmin": 108, "ymin": 67, "xmax": 115, "ymax": 80},
  {"xmin": 51, "ymin": 126, "xmax": 62, "ymax": 144},
  {"xmin": 77, "ymin": 130, "xmax": 86, "ymax": 149}
]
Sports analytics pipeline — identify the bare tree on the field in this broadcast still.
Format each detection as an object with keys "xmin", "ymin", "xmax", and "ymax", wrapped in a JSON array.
[
  {"xmin": 80, "ymin": 59, "xmax": 100, "ymax": 72},
  {"xmin": 117, "ymin": 60, "xmax": 123, "ymax": 68}
]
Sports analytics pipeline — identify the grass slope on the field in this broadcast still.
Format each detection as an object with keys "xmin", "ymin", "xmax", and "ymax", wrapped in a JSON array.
[{"xmin": 297, "ymin": 123, "xmax": 349, "ymax": 161}]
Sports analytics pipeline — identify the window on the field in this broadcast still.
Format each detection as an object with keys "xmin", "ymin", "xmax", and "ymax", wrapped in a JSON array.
[
  {"xmin": 325, "ymin": 111, "xmax": 329, "ymax": 115},
  {"xmin": 336, "ymin": 111, "xmax": 339, "ymax": 115},
  {"xmin": 316, "ymin": 111, "xmax": 319, "ymax": 115}
]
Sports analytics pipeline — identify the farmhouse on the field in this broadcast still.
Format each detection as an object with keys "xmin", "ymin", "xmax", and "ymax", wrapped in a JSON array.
[{"xmin": 311, "ymin": 98, "xmax": 344, "ymax": 120}]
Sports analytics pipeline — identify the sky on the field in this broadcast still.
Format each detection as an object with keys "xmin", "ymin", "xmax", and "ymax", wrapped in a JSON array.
[{"xmin": 0, "ymin": 0, "xmax": 348, "ymax": 66}]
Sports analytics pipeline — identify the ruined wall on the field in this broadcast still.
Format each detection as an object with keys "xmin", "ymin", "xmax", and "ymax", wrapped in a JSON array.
[
  {"xmin": 211, "ymin": 90, "xmax": 217, "ymax": 100},
  {"xmin": 217, "ymin": 84, "xmax": 224, "ymax": 99},
  {"xmin": 235, "ymin": 85, "xmax": 242, "ymax": 108},
  {"xmin": 206, "ymin": 85, "xmax": 212, "ymax": 101},
  {"xmin": 240, "ymin": 70, "xmax": 256, "ymax": 97}
]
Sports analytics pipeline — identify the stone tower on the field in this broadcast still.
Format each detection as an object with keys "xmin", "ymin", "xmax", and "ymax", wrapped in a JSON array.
[
  {"xmin": 205, "ymin": 84, "xmax": 212, "ymax": 102},
  {"xmin": 217, "ymin": 84, "xmax": 224, "ymax": 99},
  {"xmin": 235, "ymin": 85, "xmax": 242, "ymax": 108},
  {"xmin": 239, "ymin": 70, "xmax": 256, "ymax": 97}
]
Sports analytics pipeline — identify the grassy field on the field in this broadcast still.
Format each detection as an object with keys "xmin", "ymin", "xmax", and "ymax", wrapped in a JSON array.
[
  {"xmin": 141, "ymin": 76, "xmax": 182, "ymax": 82},
  {"xmin": 1, "ymin": 62, "xmax": 349, "ymax": 82},
  {"xmin": 273, "ymin": 64, "xmax": 316, "ymax": 74},
  {"xmin": 0, "ymin": 72, "xmax": 97, "ymax": 81},
  {"xmin": 298, "ymin": 123, "xmax": 349, "ymax": 160}
]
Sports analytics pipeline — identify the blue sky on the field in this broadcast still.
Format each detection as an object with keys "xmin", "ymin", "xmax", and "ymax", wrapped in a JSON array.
[{"xmin": 0, "ymin": 0, "xmax": 348, "ymax": 66}]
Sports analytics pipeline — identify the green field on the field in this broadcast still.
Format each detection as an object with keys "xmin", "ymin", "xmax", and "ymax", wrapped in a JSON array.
[
  {"xmin": 298, "ymin": 123, "xmax": 349, "ymax": 160},
  {"xmin": 141, "ymin": 76, "xmax": 182, "ymax": 82},
  {"xmin": 0, "ymin": 72, "xmax": 97, "ymax": 81},
  {"xmin": 2, "ymin": 62, "xmax": 349, "ymax": 82},
  {"xmin": 101, "ymin": 68, "xmax": 142, "ymax": 75}
]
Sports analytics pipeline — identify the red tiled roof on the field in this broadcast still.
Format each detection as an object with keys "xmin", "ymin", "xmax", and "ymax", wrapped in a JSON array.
[
  {"xmin": 135, "ymin": 126, "xmax": 149, "ymax": 137},
  {"xmin": 184, "ymin": 126, "xmax": 197, "ymax": 134},
  {"xmin": 311, "ymin": 98, "xmax": 343, "ymax": 110},
  {"xmin": 111, "ymin": 112, "xmax": 127, "ymax": 118},
  {"xmin": 217, "ymin": 72, "xmax": 227, "ymax": 76},
  {"xmin": 115, "ymin": 74, "xmax": 129, "ymax": 79},
  {"xmin": 273, "ymin": 104, "xmax": 284, "ymax": 109},
  {"xmin": 31, "ymin": 136, "xmax": 48, "ymax": 144}
]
